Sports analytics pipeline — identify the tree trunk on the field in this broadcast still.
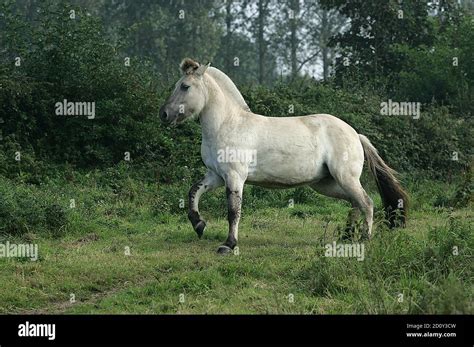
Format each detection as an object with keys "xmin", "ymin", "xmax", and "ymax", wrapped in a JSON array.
[
  {"xmin": 225, "ymin": 0, "xmax": 233, "ymax": 72},
  {"xmin": 290, "ymin": 0, "xmax": 299, "ymax": 78},
  {"xmin": 258, "ymin": 0, "xmax": 265, "ymax": 84},
  {"xmin": 321, "ymin": 9, "xmax": 329, "ymax": 80}
]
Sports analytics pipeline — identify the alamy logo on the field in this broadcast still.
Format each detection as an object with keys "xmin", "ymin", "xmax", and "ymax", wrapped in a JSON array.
[
  {"xmin": 55, "ymin": 99, "xmax": 95, "ymax": 119},
  {"xmin": 0, "ymin": 241, "xmax": 38, "ymax": 261},
  {"xmin": 18, "ymin": 321, "xmax": 55, "ymax": 340},
  {"xmin": 217, "ymin": 146, "xmax": 257, "ymax": 172},
  {"xmin": 380, "ymin": 99, "xmax": 420, "ymax": 119},
  {"xmin": 325, "ymin": 241, "xmax": 365, "ymax": 261}
]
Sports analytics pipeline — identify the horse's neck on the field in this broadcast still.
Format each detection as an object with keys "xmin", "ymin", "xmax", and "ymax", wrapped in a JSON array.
[
  {"xmin": 207, "ymin": 67, "xmax": 250, "ymax": 111},
  {"xmin": 200, "ymin": 75, "xmax": 239, "ymax": 141}
]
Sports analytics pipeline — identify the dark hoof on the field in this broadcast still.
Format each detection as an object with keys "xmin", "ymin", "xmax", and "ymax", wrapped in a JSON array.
[
  {"xmin": 194, "ymin": 220, "xmax": 206, "ymax": 239},
  {"xmin": 341, "ymin": 223, "xmax": 358, "ymax": 241},
  {"xmin": 340, "ymin": 230, "xmax": 353, "ymax": 241},
  {"xmin": 340, "ymin": 234, "xmax": 351, "ymax": 242},
  {"xmin": 217, "ymin": 245, "xmax": 233, "ymax": 255}
]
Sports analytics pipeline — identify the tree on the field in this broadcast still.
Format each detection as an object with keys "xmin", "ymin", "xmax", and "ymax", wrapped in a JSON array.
[
  {"xmin": 274, "ymin": 0, "xmax": 316, "ymax": 79},
  {"xmin": 212, "ymin": 0, "xmax": 261, "ymax": 85},
  {"xmin": 271, "ymin": 0, "xmax": 346, "ymax": 80},
  {"xmin": 319, "ymin": 0, "xmax": 434, "ymax": 80},
  {"xmin": 316, "ymin": 6, "xmax": 347, "ymax": 80},
  {"xmin": 100, "ymin": 0, "xmax": 222, "ymax": 84}
]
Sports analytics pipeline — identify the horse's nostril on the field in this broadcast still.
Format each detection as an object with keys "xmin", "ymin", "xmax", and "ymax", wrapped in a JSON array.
[{"xmin": 160, "ymin": 110, "xmax": 168, "ymax": 121}]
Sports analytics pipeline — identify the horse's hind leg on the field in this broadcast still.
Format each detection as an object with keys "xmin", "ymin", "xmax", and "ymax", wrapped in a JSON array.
[
  {"xmin": 333, "ymin": 176, "xmax": 374, "ymax": 239},
  {"xmin": 310, "ymin": 178, "xmax": 361, "ymax": 239},
  {"xmin": 344, "ymin": 207, "xmax": 362, "ymax": 240},
  {"xmin": 188, "ymin": 170, "xmax": 224, "ymax": 238}
]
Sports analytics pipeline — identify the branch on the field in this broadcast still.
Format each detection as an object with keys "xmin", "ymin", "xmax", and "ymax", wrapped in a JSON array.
[{"xmin": 296, "ymin": 49, "xmax": 321, "ymax": 73}]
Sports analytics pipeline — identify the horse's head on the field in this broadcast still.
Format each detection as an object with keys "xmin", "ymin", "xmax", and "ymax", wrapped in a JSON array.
[{"xmin": 159, "ymin": 58, "xmax": 210, "ymax": 126}]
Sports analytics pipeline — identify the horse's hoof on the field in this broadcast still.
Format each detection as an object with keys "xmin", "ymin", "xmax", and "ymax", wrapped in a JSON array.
[
  {"xmin": 217, "ymin": 245, "xmax": 233, "ymax": 255},
  {"xmin": 340, "ymin": 232, "xmax": 353, "ymax": 242},
  {"xmin": 194, "ymin": 220, "xmax": 206, "ymax": 239},
  {"xmin": 340, "ymin": 234, "xmax": 351, "ymax": 242},
  {"xmin": 338, "ymin": 225, "xmax": 352, "ymax": 241}
]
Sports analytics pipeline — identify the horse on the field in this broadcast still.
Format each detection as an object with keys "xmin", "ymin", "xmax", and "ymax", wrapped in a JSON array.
[{"xmin": 159, "ymin": 58, "xmax": 408, "ymax": 254}]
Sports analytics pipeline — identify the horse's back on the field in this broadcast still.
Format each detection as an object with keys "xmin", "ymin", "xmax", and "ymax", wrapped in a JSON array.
[
  {"xmin": 299, "ymin": 113, "xmax": 358, "ymax": 135},
  {"xmin": 249, "ymin": 112, "xmax": 361, "ymax": 148}
]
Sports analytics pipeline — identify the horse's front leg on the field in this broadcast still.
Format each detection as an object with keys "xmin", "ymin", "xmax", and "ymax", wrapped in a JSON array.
[
  {"xmin": 217, "ymin": 172, "xmax": 245, "ymax": 254},
  {"xmin": 188, "ymin": 170, "xmax": 223, "ymax": 238}
]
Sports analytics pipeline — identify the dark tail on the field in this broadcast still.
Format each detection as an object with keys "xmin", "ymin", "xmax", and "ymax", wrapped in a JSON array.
[{"xmin": 359, "ymin": 134, "xmax": 409, "ymax": 228}]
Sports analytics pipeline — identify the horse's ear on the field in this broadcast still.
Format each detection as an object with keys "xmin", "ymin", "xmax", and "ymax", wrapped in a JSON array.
[
  {"xmin": 180, "ymin": 58, "xmax": 199, "ymax": 75},
  {"xmin": 195, "ymin": 62, "xmax": 211, "ymax": 76}
]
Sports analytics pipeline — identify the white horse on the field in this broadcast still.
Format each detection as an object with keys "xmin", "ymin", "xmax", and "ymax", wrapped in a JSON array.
[{"xmin": 160, "ymin": 58, "xmax": 408, "ymax": 254}]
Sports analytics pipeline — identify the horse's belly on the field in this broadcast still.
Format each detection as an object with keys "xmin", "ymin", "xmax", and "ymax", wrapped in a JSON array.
[
  {"xmin": 246, "ymin": 179, "xmax": 317, "ymax": 189},
  {"xmin": 246, "ymin": 153, "xmax": 328, "ymax": 188}
]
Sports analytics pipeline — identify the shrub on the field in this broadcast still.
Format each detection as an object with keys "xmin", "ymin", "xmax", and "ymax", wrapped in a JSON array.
[{"xmin": 0, "ymin": 176, "xmax": 70, "ymax": 236}]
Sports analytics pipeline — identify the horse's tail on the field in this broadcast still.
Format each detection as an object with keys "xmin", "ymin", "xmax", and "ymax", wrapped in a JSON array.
[{"xmin": 358, "ymin": 134, "xmax": 408, "ymax": 228}]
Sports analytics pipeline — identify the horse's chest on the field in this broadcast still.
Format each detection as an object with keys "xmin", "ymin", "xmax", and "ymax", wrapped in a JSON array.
[{"xmin": 201, "ymin": 142, "xmax": 220, "ymax": 171}]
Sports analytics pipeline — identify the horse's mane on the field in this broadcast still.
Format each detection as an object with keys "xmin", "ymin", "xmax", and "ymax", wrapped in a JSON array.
[{"xmin": 207, "ymin": 67, "xmax": 250, "ymax": 112}]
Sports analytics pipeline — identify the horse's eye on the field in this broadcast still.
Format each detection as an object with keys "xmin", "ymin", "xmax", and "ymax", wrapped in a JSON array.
[{"xmin": 181, "ymin": 83, "xmax": 190, "ymax": 91}]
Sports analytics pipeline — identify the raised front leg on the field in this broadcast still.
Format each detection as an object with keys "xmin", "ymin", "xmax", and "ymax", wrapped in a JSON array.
[
  {"xmin": 188, "ymin": 171, "xmax": 223, "ymax": 238},
  {"xmin": 217, "ymin": 172, "xmax": 245, "ymax": 254}
]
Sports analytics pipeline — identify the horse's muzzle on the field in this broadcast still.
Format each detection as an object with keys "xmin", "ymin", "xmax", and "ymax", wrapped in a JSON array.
[{"xmin": 159, "ymin": 105, "xmax": 169, "ymax": 122}]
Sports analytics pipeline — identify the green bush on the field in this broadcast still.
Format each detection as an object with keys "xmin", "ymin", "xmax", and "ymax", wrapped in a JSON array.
[
  {"xmin": 0, "ymin": 176, "xmax": 70, "ymax": 236},
  {"xmin": 0, "ymin": 1, "xmax": 203, "ymax": 183}
]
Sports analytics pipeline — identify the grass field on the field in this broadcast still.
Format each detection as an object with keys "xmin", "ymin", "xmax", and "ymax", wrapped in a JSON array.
[{"xmin": 0, "ymin": 171, "xmax": 472, "ymax": 314}]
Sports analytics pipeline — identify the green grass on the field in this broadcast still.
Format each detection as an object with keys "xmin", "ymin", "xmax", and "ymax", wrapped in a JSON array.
[{"xmin": 0, "ymin": 173, "xmax": 472, "ymax": 314}]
